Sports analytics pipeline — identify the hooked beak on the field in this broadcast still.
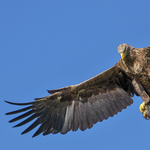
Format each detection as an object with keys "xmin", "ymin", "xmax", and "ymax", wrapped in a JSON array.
[
  {"xmin": 121, "ymin": 53, "xmax": 125, "ymax": 61},
  {"xmin": 120, "ymin": 51, "xmax": 127, "ymax": 61}
]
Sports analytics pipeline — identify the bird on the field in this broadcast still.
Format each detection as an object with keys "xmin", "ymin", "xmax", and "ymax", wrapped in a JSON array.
[{"xmin": 5, "ymin": 43, "xmax": 150, "ymax": 137}]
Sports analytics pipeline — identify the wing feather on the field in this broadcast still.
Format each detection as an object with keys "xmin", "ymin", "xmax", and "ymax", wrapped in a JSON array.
[
  {"xmin": 79, "ymin": 101, "xmax": 88, "ymax": 131},
  {"xmin": 72, "ymin": 101, "xmax": 79, "ymax": 132},
  {"xmin": 9, "ymin": 110, "xmax": 35, "ymax": 123},
  {"xmin": 13, "ymin": 114, "xmax": 37, "ymax": 127}
]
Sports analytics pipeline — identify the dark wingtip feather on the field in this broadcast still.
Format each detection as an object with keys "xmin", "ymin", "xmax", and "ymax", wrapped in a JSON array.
[
  {"xmin": 6, "ymin": 106, "xmax": 33, "ymax": 115},
  {"xmin": 32, "ymin": 135, "xmax": 36, "ymax": 138},
  {"xmin": 47, "ymin": 87, "xmax": 65, "ymax": 94},
  {"xmin": 21, "ymin": 119, "xmax": 40, "ymax": 135},
  {"xmin": 32, "ymin": 129, "xmax": 44, "ymax": 137},
  {"xmin": 32, "ymin": 132, "xmax": 38, "ymax": 138},
  {"xmin": 13, "ymin": 114, "xmax": 37, "ymax": 127},
  {"xmin": 47, "ymin": 89, "xmax": 59, "ymax": 94},
  {"xmin": 9, "ymin": 110, "xmax": 34, "ymax": 123},
  {"xmin": 5, "ymin": 100, "xmax": 35, "ymax": 105}
]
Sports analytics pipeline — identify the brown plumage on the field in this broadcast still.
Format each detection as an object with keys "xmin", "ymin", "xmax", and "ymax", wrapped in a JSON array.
[{"xmin": 5, "ymin": 44, "xmax": 150, "ymax": 137}]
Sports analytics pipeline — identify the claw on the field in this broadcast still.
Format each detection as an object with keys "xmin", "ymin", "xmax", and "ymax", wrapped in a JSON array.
[
  {"xmin": 139, "ymin": 102, "xmax": 146, "ymax": 114},
  {"xmin": 139, "ymin": 102, "xmax": 150, "ymax": 120}
]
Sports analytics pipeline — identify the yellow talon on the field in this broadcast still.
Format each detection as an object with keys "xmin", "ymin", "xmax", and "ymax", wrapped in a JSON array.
[
  {"xmin": 139, "ymin": 102, "xmax": 146, "ymax": 114},
  {"xmin": 139, "ymin": 102, "xmax": 150, "ymax": 120}
]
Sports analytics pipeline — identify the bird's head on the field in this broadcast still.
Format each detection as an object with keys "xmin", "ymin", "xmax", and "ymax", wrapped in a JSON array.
[{"xmin": 118, "ymin": 43, "xmax": 132, "ymax": 61}]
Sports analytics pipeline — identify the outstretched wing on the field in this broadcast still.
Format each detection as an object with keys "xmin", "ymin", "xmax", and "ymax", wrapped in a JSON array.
[{"xmin": 5, "ymin": 64, "xmax": 134, "ymax": 137}]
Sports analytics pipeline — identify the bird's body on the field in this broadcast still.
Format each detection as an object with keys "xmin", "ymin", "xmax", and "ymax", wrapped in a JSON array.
[
  {"xmin": 118, "ymin": 46, "xmax": 150, "ymax": 92},
  {"xmin": 5, "ymin": 44, "xmax": 150, "ymax": 137}
]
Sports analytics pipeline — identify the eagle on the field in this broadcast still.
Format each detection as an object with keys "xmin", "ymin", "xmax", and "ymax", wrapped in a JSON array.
[{"xmin": 5, "ymin": 44, "xmax": 150, "ymax": 137}]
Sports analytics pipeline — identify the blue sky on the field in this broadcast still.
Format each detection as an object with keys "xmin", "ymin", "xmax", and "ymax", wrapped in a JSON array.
[{"xmin": 1, "ymin": 1, "xmax": 150, "ymax": 150}]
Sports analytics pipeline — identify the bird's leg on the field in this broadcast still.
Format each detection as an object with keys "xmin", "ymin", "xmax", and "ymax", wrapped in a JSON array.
[{"xmin": 132, "ymin": 78, "xmax": 150, "ymax": 119}]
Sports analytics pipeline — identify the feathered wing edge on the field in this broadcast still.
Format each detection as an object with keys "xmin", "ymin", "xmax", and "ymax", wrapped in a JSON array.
[
  {"xmin": 5, "ymin": 65, "xmax": 134, "ymax": 137},
  {"xmin": 5, "ymin": 89, "xmax": 133, "ymax": 137}
]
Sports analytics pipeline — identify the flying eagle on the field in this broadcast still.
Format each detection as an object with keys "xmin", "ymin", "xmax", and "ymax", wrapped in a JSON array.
[{"xmin": 5, "ymin": 44, "xmax": 150, "ymax": 137}]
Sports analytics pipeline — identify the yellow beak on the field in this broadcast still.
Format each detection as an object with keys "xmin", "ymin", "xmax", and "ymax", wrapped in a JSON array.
[
  {"xmin": 121, "ymin": 53, "xmax": 125, "ymax": 61},
  {"xmin": 120, "ymin": 51, "xmax": 127, "ymax": 61}
]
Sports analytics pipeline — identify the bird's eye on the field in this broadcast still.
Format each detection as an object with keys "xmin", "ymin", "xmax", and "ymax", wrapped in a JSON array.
[{"xmin": 123, "ymin": 50, "xmax": 126, "ymax": 54}]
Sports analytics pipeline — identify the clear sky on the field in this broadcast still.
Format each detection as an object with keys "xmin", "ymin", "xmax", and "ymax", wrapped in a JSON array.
[{"xmin": 1, "ymin": 1, "xmax": 150, "ymax": 150}]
